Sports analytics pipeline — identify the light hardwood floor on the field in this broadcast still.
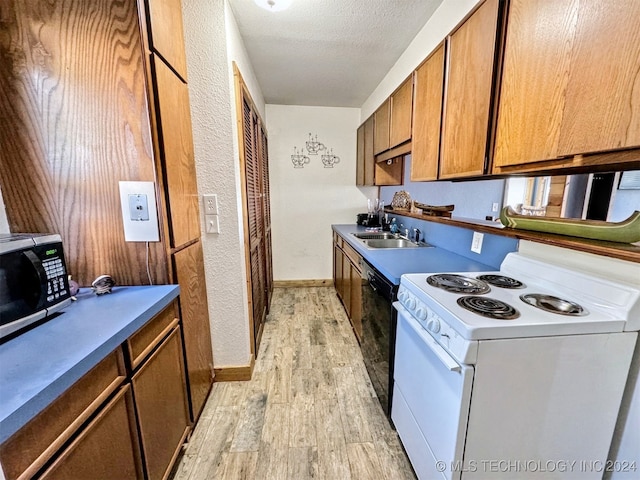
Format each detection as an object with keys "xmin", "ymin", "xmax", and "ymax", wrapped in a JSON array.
[{"xmin": 171, "ymin": 287, "xmax": 416, "ymax": 479}]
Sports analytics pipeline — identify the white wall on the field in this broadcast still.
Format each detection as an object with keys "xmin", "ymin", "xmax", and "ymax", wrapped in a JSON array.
[
  {"xmin": 361, "ymin": 0, "xmax": 481, "ymax": 120},
  {"xmin": 380, "ymin": 155, "xmax": 505, "ymax": 221},
  {"xmin": 266, "ymin": 104, "xmax": 366, "ymax": 280},
  {"xmin": 182, "ymin": 0, "xmax": 263, "ymax": 368},
  {"xmin": 519, "ymin": 241, "xmax": 640, "ymax": 288}
]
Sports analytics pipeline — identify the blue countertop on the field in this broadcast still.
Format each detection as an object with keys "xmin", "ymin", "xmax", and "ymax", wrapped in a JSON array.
[
  {"xmin": 333, "ymin": 224, "xmax": 498, "ymax": 284},
  {"xmin": 0, "ymin": 285, "xmax": 179, "ymax": 444}
]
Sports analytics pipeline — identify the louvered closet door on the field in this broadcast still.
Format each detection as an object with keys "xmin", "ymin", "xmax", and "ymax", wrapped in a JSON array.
[
  {"xmin": 258, "ymin": 125, "xmax": 273, "ymax": 304},
  {"xmin": 242, "ymin": 98, "xmax": 266, "ymax": 349}
]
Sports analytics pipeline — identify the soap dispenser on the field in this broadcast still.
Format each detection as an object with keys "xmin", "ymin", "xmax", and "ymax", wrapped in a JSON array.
[{"xmin": 389, "ymin": 218, "xmax": 398, "ymax": 234}]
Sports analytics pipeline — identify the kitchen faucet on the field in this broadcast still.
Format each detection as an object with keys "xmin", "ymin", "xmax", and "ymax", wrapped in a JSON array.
[
  {"xmin": 399, "ymin": 223, "xmax": 409, "ymax": 238},
  {"xmin": 413, "ymin": 228, "xmax": 421, "ymax": 243}
]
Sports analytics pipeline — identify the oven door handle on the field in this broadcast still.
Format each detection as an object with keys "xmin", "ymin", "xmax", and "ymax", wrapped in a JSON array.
[{"xmin": 396, "ymin": 304, "xmax": 461, "ymax": 372}]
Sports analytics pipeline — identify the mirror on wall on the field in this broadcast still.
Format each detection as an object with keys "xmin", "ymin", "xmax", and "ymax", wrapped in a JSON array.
[{"xmin": 503, "ymin": 171, "xmax": 640, "ymax": 222}]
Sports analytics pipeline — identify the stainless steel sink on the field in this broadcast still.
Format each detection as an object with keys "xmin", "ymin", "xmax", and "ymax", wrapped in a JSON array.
[
  {"xmin": 351, "ymin": 232, "xmax": 432, "ymax": 249},
  {"xmin": 352, "ymin": 232, "xmax": 398, "ymax": 240},
  {"xmin": 366, "ymin": 238, "xmax": 420, "ymax": 248}
]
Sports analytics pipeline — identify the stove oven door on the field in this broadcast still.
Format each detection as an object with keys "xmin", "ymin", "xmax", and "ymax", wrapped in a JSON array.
[{"xmin": 392, "ymin": 303, "xmax": 474, "ymax": 480}]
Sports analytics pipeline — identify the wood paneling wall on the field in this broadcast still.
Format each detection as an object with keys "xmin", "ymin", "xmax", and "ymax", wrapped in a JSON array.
[{"xmin": 0, "ymin": 0, "xmax": 168, "ymax": 286}]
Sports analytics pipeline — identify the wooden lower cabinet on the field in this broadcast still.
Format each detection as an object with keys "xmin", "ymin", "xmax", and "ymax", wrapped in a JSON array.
[
  {"xmin": 172, "ymin": 241, "xmax": 214, "ymax": 421},
  {"xmin": 131, "ymin": 326, "xmax": 190, "ymax": 480},
  {"xmin": 0, "ymin": 351, "xmax": 127, "ymax": 480},
  {"xmin": 342, "ymin": 249, "xmax": 352, "ymax": 316},
  {"xmin": 333, "ymin": 234, "xmax": 364, "ymax": 341},
  {"xmin": 0, "ymin": 304, "xmax": 193, "ymax": 480},
  {"xmin": 349, "ymin": 260, "xmax": 363, "ymax": 341},
  {"xmin": 39, "ymin": 385, "xmax": 143, "ymax": 480},
  {"xmin": 334, "ymin": 241, "xmax": 345, "ymax": 300}
]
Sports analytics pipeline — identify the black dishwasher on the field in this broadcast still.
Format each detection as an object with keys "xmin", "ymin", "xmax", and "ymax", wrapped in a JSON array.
[{"xmin": 360, "ymin": 258, "xmax": 398, "ymax": 418}]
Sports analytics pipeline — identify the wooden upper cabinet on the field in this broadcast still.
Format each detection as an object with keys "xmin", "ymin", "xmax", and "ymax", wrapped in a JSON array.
[
  {"xmin": 493, "ymin": 0, "xmax": 640, "ymax": 172},
  {"xmin": 389, "ymin": 77, "xmax": 413, "ymax": 148},
  {"xmin": 364, "ymin": 116, "xmax": 376, "ymax": 185},
  {"xmin": 374, "ymin": 100, "xmax": 391, "ymax": 155},
  {"xmin": 153, "ymin": 55, "xmax": 201, "ymax": 248},
  {"xmin": 356, "ymin": 116, "xmax": 375, "ymax": 186},
  {"xmin": 411, "ymin": 43, "xmax": 445, "ymax": 181},
  {"xmin": 440, "ymin": 0, "xmax": 500, "ymax": 179},
  {"xmin": 146, "ymin": 0, "xmax": 188, "ymax": 80},
  {"xmin": 356, "ymin": 123, "xmax": 365, "ymax": 185}
]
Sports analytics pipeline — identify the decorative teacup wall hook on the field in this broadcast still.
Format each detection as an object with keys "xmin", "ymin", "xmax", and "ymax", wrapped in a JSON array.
[
  {"xmin": 291, "ymin": 146, "xmax": 310, "ymax": 168},
  {"xmin": 321, "ymin": 149, "xmax": 340, "ymax": 168}
]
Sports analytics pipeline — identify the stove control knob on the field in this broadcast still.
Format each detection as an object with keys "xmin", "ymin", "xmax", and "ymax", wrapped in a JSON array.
[
  {"xmin": 415, "ymin": 308, "xmax": 427, "ymax": 320},
  {"xmin": 398, "ymin": 291, "xmax": 408, "ymax": 303},
  {"xmin": 427, "ymin": 318, "xmax": 441, "ymax": 334},
  {"xmin": 407, "ymin": 297, "xmax": 416, "ymax": 310}
]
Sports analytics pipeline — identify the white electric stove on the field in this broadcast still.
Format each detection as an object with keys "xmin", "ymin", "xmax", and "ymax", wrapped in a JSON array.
[{"xmin": 392, "ymin": 252, "xmax": 640, "ymax": 479}]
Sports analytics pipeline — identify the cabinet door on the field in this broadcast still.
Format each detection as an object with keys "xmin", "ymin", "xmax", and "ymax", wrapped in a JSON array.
[
  {"xmin": 356, "ymin": 123, "xmax": 365, "ymax": 186},
  {"xmin": 132, "ymin": 327, "xmax": 189, "ymax": 480},
  {"xmin": 440, "ymin": 0, "xmax": 500, "ymax": 179},
  {"xmin": 173, "ymin": 241, "xmax": 214, "ymax": 420},
  {"xmin": 363, "ymin": 116, "xmax": 376, "ymax": 185},
  {"xmin": 40, "ymin": 386, "xmax": 143, "ymax": 480},
  {"xmin": 411, "ymin": 43, "xmax": 445, "ymax": 181},
  {"xmin": 146, "ymin": 0, "xmax": 188, "ymax": 80},
  {"xmin": 374, "ymin": 100, "xmax": 391, "ymax": 155},
  {"xmin": 342, "ymin": 249, "xmax": 352, "ymax": 316},
  {"xmin": 493, "ymin": 0, "xmax": 640, "ymax": 170},
  {"xmin": 389, "ymin": 77, "xmax": 413, "ymax": 148},
  {"xmin": 349, "ymin": 260, "xmax": 363, "ymax": 341},
  {"xmin": 153, "ymin": 55, "xmax": 201, "ymax": 248},
  {"xmin": 333, "ymin": 242, "xmax": 343, "ymax": 295}
]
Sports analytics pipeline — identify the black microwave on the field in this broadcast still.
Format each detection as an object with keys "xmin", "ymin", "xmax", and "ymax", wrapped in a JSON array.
[{"xmin": 0, "ymin": 233, "xmax": 72, "ymax": 340}]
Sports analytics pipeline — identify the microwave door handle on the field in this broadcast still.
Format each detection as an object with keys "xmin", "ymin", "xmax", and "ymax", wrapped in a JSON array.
[
  {"xmin": 397, "ymin": 304, "xmax": 461, "ymax": 372},
  {"xmin": 23, "ymin": 250, "xmax": 47, "ymax": 306}
]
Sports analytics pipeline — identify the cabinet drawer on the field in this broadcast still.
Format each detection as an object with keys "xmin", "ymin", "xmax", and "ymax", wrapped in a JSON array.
[
  {"xmin": 342, "ymin": 241, "xmax": 361, "ymax": 267},
  {"xmin": 126, "ymin": 302, "xmax": 179, "ymax": 370},
  {"xmin": 0, "ymin": 349, "xmax": 126, "ymax": 480},
  {"xmin": 38, "ymin": 385, "xmax": 143, "ymax": 480}
]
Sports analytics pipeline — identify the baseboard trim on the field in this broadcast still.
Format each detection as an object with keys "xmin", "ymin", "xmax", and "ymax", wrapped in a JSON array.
[
  {"xmin": 213, "ymin": 354, "xmax": 255, "ymax": 382},
  {"xmin": 273, "ymin": 279, "xmax": 333, "ymax": 288}
]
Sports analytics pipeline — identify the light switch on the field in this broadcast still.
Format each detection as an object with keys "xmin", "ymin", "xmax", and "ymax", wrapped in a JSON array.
[
  {"xmin": 119, "ymin": 181, "xmax": 160, "ymax": 242},
  {"xmin": 205, "ymin": 214, "xmax": 220, "ymax": 234}
]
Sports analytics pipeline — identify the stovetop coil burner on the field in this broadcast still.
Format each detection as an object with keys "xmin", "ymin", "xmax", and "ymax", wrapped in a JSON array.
[
  {"xmin": 476, "ymin": 274, "xmax": 525, "ymax": 289},
  {"xmin": 520, "ymin": 294, "xmax": 588, "ymax": 316},
  {"xmin": 457, "ymin": 296, "xmax": 520, "ymax": 320},
  {"xmin": 427, "ymin": 274, "xmax": 491, "ymax": 294}
]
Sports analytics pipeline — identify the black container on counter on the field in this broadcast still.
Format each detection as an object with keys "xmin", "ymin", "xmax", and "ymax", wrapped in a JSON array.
[{"xmin": 356, "ymin": 213, "xmax": 380, "ymax": 227}]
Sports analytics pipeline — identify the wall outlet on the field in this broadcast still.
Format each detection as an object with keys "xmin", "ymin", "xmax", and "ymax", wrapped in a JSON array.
[
  {"xmin": 492, "ymin": 202, "xmax": 500, "ymax": 212},
  {"xmin": 205, "ymin": 214, "xmax": 220, "ymax": 234},
  {"xmin": 471, "ymin": 231, "xmax": 484, "ymax": 254},
  {"xmin": 203, "ymin": 194, "xmax": 218, "ymax": 215},
  {"xmin": 119, "ymin": 181, "xmax": 160, "ymax": 242}
]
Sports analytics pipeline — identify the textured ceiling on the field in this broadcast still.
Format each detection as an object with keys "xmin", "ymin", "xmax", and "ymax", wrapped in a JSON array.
[{"xmin": 227, "ymin": 0, "xmax": 444, "ymax": 107}]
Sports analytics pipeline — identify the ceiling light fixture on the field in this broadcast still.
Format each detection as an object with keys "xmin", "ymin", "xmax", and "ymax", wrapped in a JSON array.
[{"xmin": 253, "ymin": 0, "xmax": 292, "ymax": 12}]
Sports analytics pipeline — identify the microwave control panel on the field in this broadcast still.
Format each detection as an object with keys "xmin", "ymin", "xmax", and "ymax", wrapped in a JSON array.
[{"xmin": 43, "ymin": 257, "xmax": 68, "ymax": 303}]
